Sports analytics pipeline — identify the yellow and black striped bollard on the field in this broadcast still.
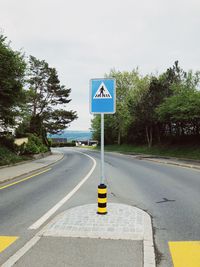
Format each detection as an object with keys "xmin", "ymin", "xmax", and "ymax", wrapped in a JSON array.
[{"xmin": 97, "ymin": 184, "xmax": 107, "ymax": 215}]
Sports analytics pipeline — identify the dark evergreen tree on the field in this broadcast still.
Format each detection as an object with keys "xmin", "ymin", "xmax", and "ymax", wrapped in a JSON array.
[
  {"xmin": 0, "ymin": 35, "xmax": 26, "ymax": 130},
  {"xmin": 25, "ymin": 56, "xmax": 77, "ymax": 145}
]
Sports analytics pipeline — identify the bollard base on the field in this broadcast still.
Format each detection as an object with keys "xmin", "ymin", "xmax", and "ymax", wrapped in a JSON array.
[{"xmin": 97, "ymin": 184, "xmax": 107, "ymax": 215}]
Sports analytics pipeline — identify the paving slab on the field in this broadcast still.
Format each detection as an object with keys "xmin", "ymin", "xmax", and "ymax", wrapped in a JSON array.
[
  {"xmin": 141, "ymin": 156, "xmax": 200, "ymax": 170},
  {"xmin": 42, "ymin": 203, "xmax": 146, "ymax": 240},
  {"xmin": 41, "ymin": 203, "xmax": 155, "ymax": 266},
  {"xmin": 13, "ymin": 203, "xmax": 154, "ymax": 267},
  {"xmin": 14, "ymin": 237, "xmax": 143, "ymax": 267},
  {"xmin": 0, "ymin": 152, "xmax": 63, "ymax": 183},
  {"xmin": 2, "ymin": 204, "xmax": 155, "ymax": 267},
  {"xmin": 108, "ymin": 151, "xmax": 200, "ymax": 170},
  {"xmin": 122, "ymin": 152, "xmax": 200, "ymax": 170}
]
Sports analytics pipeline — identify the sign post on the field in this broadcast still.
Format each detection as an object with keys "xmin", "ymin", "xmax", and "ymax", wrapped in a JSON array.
[
  {"xmin": 101, "ymin": 113, "xmax": 105, "ymax": 185},
  {"xmin": 90, "ymin": 78, "xmax": 116, "ymax": 215}
]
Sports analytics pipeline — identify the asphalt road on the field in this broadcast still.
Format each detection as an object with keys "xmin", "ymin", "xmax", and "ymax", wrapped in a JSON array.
[
  {"xmin": 0, "ymin": 149, "xmax": 94, "ymax": 264},
  {"xmin": 1, "ymin": 148, "xmax": 200, "ymax": 266},
  {"xmin": 86, "ymin": 149, "xmax": 200, "ymax": 267}
]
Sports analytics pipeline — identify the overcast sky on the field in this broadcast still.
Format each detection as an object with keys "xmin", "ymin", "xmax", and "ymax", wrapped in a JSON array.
[{"xmin": 1, "ymin": 0, "xmax": 200, "ymax": 130}]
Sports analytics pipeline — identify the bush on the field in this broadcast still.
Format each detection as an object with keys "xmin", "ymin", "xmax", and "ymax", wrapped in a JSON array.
[
  {"xmin": 24, "ymin": 140, "xmax": 40, "ymax": 154},
  {"xmin": 0, "ymin": 135, "xmax": 17, "ymax": 152},
  {"xmin": 39, "ymin": 144, "xmax": 49, "ymax": 153},
  {"xmin": 24, "ymin": 134, "xmax": 49, "ymax": 154},
  {"xmin": 17, "ymin": 142, "xmax": 26, "ymax": 155},
  {"xmin": 48, "ymin": 138, "xmax": 53, "ymax": 147},
  {"xmin": 51, "ymin": 142, "xmax": 76, "ymax": 147},
  {"xmin": 0, "ymin": 146, "xmax": 29, "ymax": 166}
]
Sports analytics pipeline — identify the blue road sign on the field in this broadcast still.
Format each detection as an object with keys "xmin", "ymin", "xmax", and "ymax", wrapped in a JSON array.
[{"xmin": 90, "ymin": 78, "xmax": 116, "ymax": 114}]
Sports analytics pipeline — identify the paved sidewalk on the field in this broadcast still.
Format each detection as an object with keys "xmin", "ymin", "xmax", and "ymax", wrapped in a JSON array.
[
  {"xmin": 9, "ymin": 203, "xmax": 156, "ymax": 267},
  {"xmin": 112, "ymin": 151, "xmax": 200, "ymax": 170},
  {"xmin": 0, "ymin": 151, "xmax": 63, "ymax": 184},
  {"xmin": 136, "ymin": 155, "xmax": 200, "ymax": 170}
]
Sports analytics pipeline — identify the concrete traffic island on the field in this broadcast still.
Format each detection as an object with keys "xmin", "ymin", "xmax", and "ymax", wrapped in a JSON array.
[
  {"xmin": 42, "ymin": 204, "xmax": 150, "ymax": 241},
  {"xmin": 15, "ymin": 203, "xmax": 156, "ymax": 267}
]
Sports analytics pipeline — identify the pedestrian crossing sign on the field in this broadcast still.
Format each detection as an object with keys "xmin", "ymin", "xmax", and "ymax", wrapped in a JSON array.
[
  {"xmin": 90, "ymin": 78, "xmax": 116, "ymax": 114},
  {"xmin": 93, "ymin": 82, "xmax": 112, "ymax": 99}
]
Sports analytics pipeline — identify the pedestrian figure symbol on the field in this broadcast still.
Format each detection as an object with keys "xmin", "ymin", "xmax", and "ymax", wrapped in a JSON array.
[
  {"xmin": 99, "ymin": 86, "xmax": 105, "ymax": 97},
  {"xmin": 93, "ymin": 82, "xmax": 112, "ymax": 99}
]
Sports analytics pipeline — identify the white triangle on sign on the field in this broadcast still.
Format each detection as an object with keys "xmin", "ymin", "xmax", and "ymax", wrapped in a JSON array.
[{"xmin": 93, "ymin": 82, "xmax": 112, "ymax": 99}]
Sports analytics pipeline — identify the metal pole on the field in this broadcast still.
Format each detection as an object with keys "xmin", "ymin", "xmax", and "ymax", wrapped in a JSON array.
[{"xmin": 101, "ymin": 113, "xmax": 105, "ymax": 184}]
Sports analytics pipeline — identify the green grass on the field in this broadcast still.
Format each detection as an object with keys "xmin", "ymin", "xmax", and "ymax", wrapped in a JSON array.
[
  {"xmin": 0, "ymin": 146, "xmax": 30, "ymax": 166},
  {"xmin": 94, "ymin": 144, "xmax": 200, "ymax": 160}
]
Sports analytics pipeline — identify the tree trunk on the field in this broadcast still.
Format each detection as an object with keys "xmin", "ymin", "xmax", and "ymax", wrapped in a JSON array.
[
  {"xmin": 145, "ymin": 126, "xmax": 150, "ymax": 147},
  {"xmin": 168, "ymin": 123, "xmax": 172, "ymax": 135},
  {"xmin": 146, "ymin": 126, "xmax": 153, "ymax": 148},
  {"xmin": 156, "ymin": 124, "xmax": 161, "ymax": 144},
  {"xmin": 149, "ymin": 126, "xmax": 153, "ymax": 147},
  {"xmin": 117, "ymin": 130, "xmax": 121, "ymax": 145}
]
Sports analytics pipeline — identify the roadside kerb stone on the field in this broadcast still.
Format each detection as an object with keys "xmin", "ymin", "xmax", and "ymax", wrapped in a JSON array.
[
  {"xmin": 111, "ymin": 151, "xmax": 200, "ymax": 171},
  {"xmin": 42, "ymin": 203, "xmax": 156, "ymax": 267},
  {"xmin": 0, "ymin": 152, "xmax": 64, "ymax": 184},
  {"xmin": 79, "ymin": 149, "xmax": 200, "ymax": 171},
  {"xmin": 139, "ymin": 157, "xmax": 200, "ymax": 171},
  {"xmin": 0, "ymin": 152, "xmax": 52, "ymax": 170}
]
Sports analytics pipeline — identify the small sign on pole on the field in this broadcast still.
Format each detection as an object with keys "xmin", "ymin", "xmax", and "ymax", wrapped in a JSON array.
[
  {"xmin": 90, "ymin": 78, "xmax": 116, "ymax": 215},
  {"xmin": 90, "ymin": 78, "xmax": 116, "ymax": 114}
]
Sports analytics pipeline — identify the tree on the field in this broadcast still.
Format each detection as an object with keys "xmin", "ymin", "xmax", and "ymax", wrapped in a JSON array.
[
  {"xmin": 91, "ymin": 69, "xmax": 150, "ymax": 145},
  {"xmin": 156, "ymin": 86, "xmax": 200, "ymax": 139},
  {"xmin": 25, "ymin": 56, "xmax": 77, "ymax": 145},
  {"xmin": 0, "ymin": 35, "xmax": 26, "ymax": 130},
  {"xmin": 91, "ymin": 62, "xmax": 200, "ymax": 147},
  {"xmin": 155, "ymin": 66, "xmax": 200, "ymax": 142},
  {"xmin": 105, "ymin": 69, "xmax": 140, "ymax": 144},
  {"xmin": 91, "ymin": 114, "xmax": 118, "ymax": 145},
  {"xmin": 127, "ymin": 76, "xmax": 153, "ymax": 146},
  {"xmin": 127, "ymin": 61, "xmax": 188, "ymax": 147}
]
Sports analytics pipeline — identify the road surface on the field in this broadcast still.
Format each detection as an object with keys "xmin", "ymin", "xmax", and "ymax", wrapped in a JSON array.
[{"xmin": 0, "ymin": 148, "xmax": 200, "ymax": 266}]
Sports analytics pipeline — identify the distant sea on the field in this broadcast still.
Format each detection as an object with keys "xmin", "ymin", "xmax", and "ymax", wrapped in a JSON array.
[{"xmin": 48, "ymin": 130, "xmax": 92, "ymax": 141}]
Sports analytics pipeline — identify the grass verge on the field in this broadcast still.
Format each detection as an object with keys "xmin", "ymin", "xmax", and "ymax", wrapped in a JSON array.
[
  {"xmin": 0, "ymin": 146, "xmax": 30, "ymax": 166},
  {"xmin": 94, "ymin": 144, "xmax": 200, "ymax": 160}
]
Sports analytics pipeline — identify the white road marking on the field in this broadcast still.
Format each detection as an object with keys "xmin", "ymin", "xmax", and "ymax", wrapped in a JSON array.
[
  {"xmin": 2, "ymin": 151, "xmax": 97, "ymax": 267},
  {"xmin": 29, "ymin": 150, "xmax": 96, "ymax": 230},
  {"xmin": 1, "ymin": 235, "xmax": 41, "ymax": 267}
]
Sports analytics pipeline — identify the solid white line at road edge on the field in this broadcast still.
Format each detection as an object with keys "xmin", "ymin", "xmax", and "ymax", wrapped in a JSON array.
[
  {"xmin": 29, "ymin": 150, "xmax": 96, "ymax": 230},
  {"xmin": 1, "ymin": 235, "xmax": 41, "ymax": 267},
  {"xmin": 2, "ymin": 151, "xmax": 96, "ymax": 267}
]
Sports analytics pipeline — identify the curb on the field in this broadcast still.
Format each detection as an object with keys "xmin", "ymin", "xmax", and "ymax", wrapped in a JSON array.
[
  {"xmin": 0, "ymin": 152, "xmax": 52, "ymax": 170},
  {"xmin": 42, "ymin": 203, "xmax": 156, "ymax": 267},
  {"xmin": 142, "ymin": 157, "xmax": 200, "ymax": 170},
  {"xmin": 0, "ymin": 152, "xmax": 64, "ymax": 185},
  {"xmin": 103, "ymin": 150, "xmax": 200, "ymax": 171}
]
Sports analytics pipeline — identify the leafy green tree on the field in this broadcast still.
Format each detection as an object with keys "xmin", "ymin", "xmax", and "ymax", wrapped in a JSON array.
[
  {"xmin": 155, "ymin": 67, "xmax": 200, "ymax": 142},
  {"xmin": 156, "ymin": 86, "xmax": 200, "ymax": 137},
  {"xmin": 127, "ymin": 76, "xmax": 153, "ymax": 145},
  {"xmin": 24, "ymin": 56, "xmax": 77, "ymax": 145},
  {"xmin": 127, "ymin": 61, "xmax": 188, "ymax": 146},
  {"xmin": 92, "ymin": 62, "xmax": 200, "ymax": 147},
  {"xmin": 91, "ymin": 114, "xmax": 118, "ymax": 145},
  {"xmin": 105, "ymin": 69, "xmax": 140, "ymax": 144},
  {"xmin": 0, "ymin": 35, "xmax": 26, "ymax": 130},
  {"xmin": 92, "ymin": 70, "xmax": 150, "ymax": 145},
  {"xmin": 91, "ymin": 115, "xmax": 100, "ymax": 142}
]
